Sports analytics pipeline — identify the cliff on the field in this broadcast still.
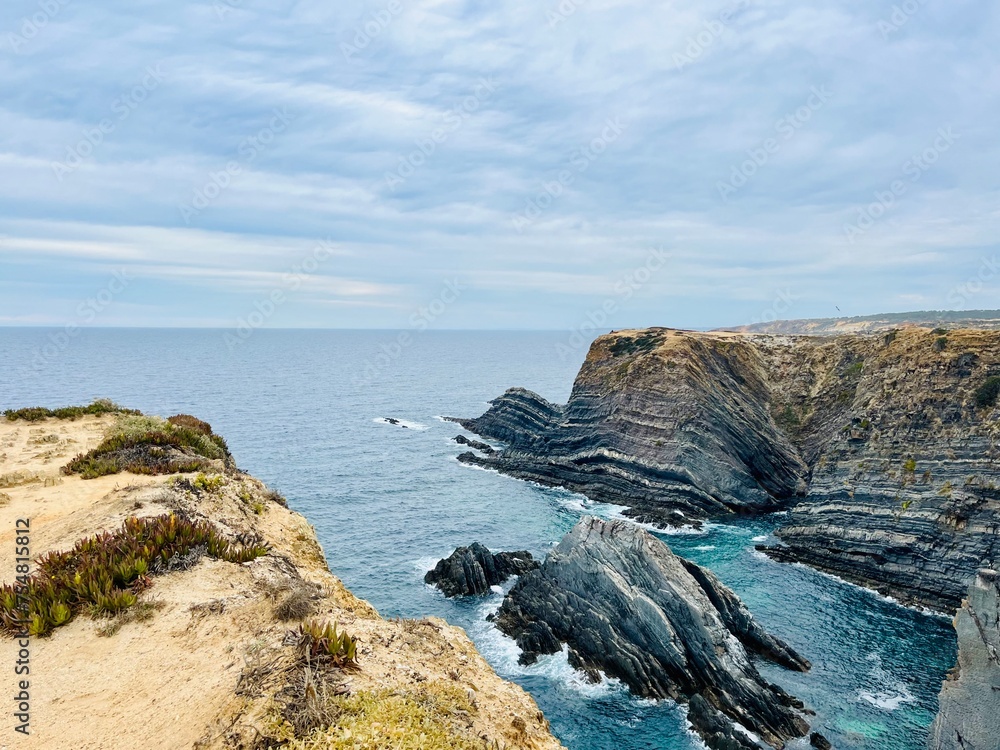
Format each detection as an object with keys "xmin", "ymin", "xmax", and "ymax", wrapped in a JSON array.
[
  {"xmin": 0, "ymin": 406, "xmax": 562, "ymax": 750},
  {"xmin": 454, "ymin": 326, "xmax": 1000, "ymax": 613},
  {"xmin": 494, "ymin": 517, "xmax": 811, "ymax": 750},
  {"xmin": 928, "ymin": 569, "xmax": 1000, "ymax": 750}
]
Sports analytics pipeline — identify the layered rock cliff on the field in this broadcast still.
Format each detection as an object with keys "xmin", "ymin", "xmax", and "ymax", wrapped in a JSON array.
[
  {"xmin": 425, "ymin": 543, "xmax": 538, "ymax": 597},
  {"xmin": 928, "ymin": 569, "xmax": 1000, "ymax": 750},
  {"xmin": 0, "ymin": 406, "xmax": 562, "ymax": 750},
  {"xmin": 494, "ymin": 517, "xmax": 811, "ymax": 750},
  {"xmin": 454, "ymin": 326, "xmax": 1000, "ymax": 612}
]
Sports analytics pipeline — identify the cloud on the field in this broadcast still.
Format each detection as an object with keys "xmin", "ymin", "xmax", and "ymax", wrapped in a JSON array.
[{"xmin": 0, "ymin": 0, "xmax": 998, "ymax": 330}]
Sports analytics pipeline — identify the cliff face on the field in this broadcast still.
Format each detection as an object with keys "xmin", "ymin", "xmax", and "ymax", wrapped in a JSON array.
[
  {"xmin": 494, "ymin": 517, "xmax": 811, "ymax": 750},
  {"xmin": 928, "ymin": 569, "xmax": 1000, "ymax": 750},
  {"xmin": 456, "ymin": 327, "xmax": 1000, "ymax": 612},
  {"xmin": 0, "ymin": 410, "xmax": 562, "ymax": 750}
]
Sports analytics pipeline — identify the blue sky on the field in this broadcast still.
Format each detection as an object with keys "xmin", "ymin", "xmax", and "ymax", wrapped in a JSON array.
[{"xmin": 0, "ymin": 0, "xmax": 998, "ymax": 330}]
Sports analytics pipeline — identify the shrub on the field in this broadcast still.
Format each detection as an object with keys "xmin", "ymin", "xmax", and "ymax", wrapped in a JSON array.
[
  {"xmin": 166, "ymin": 414, "xmax": 213, "ymax": 435},
  {"xmin": 297, "ymin": 619, "xmax": 359, "ymax": 667},
  {"xmin": 904, "ymin": 459, "xmax": 917, "ymax": 473},
  {"xmin": 192, "ymin": 473, "xmax": 226, "ymax": 493},
  {"xmin": 63, "ymin": 414, "xmax": 232, "ymax": 479},
  {"xmin": 974, "ymin": 376, "xmax": 1000, "ymax": 408},
  {"xmin": 281, "ymin": 684, "xmax": 482, "ymax": 750},
  {"xmin": 934, "ymin": 336, "xmax": 948, "ymax": 352},
  {"xmin": 0, "ymin": 514, "xmax": 268, "ymax": 637},
  {"xmin": 275, "ymin": 589, "xmax": 315, "ymax": 622},
  {"xmin": 4, "ymin": 400, "xmax": 138, "ymax": 423}
]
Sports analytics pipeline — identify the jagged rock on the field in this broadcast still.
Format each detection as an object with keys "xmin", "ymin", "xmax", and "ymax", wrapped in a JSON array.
[
  {"xmin": 494, "ymin": 517, "xmax": 810, "ymax": 750},
  {"xmin": 454, "ymin": 434, "xmax": 496, "ymax": 455},
  {"xmin": 454, "ymin": 327, "xmax": 1000, "ymax": 612},
  {"xmin": 425, "ymin": 543, "xmax": 538, "ymax": 597},
  {"xmin": 928, "ymin": 569, "xmax": 1000, "ymax": 750},
  {"xmin": 810, "ymin": 732, "xmax": 832, "ymax": 749}
]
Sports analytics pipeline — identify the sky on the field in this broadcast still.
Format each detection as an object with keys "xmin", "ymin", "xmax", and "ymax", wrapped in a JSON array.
[{"xmin": 0, "ymin": 0, "xmax": 998, "ymax": 331}]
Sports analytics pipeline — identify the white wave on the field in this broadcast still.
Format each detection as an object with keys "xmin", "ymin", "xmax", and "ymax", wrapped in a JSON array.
[
  {"xmin": 373, "ymin": 417, "xmax": 429, "ymax": 430},
  {"xmin": 859, "ymin": 690, "xmax": 915, "ymax": 711},
  {"xmin": 752, "ymin": 535, "xmax": 769, "ymax": 542},
  {"xmin": 412, "ymin": 556, "xmax": 440, "ymax": 576},
  {"xmin": 693, "ymin": 545, "xmax": 716, "ymax": 551},
  {"xmin": 467, "ymin": 597, "xmax": 626, "ymax": 700},
  {"xmin": 606, "ymin": 507, "xmax": 709, "ymax": 536}
]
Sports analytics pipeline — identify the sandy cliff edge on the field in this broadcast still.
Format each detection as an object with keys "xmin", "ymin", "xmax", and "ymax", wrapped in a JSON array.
[{"xmin": 0, "ymin": 412, "xmax": 563, "ymax": 750}]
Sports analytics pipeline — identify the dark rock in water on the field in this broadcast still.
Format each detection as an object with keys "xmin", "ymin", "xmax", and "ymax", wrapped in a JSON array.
[
  {"xmin": 679, "ymin": 558, "xmax": 810, "ymax": 673},
  {"xmin": 455, "ymin": 328, "xmax": 1000, "ymax": 612},
  {"xmin": 928, "ymin": 569, "xmax": 1000, "ymax": 750},
  {"xmin": 383, "ymin": 418, "xmax": 408, "ymax": 428},
  {"xmin": 425, "ymin": 543, "xmax": 538, "ymax": 598},
  {"xmin": 454, "ymin": 434, "xmax": 496, "ymax": 455},
  {"xmin": 494, "ymin": 516, "xmax": 810, "ymax": 750},
  {"xmin": 809, "ymin": 732, "xmax": 832, "ymax": 750}
]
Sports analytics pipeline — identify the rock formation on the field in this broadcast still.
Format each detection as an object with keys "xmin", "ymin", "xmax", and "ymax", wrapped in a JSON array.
[
  {"xmin": 928, "ymin": 569, "xmax": 1000, "ymax": 750},
  {"xmin": 494, "ymin": 516, "xmax": 811, "ymax": 750},
  {"xmin": 425, "ymin": 543, "xmax": 538, "ymax": 597},
  {"xmin": 0, "ymin": 407, "xmax": 563, "ymax": 750},
  {"xmin": 454, "ymin": 434, "xmax": 496, "ymax": 454},
  {"xmin": 454, "ymin": 327, "xmax": 1000, "ymax": 612}
]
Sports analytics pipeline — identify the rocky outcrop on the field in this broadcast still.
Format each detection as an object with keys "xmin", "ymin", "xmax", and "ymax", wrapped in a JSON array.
[
  {"xmin": 494, "ymin": 517, "xmax": 810, "ymax": 750},
  {"xmin": 928, "ymin": 569, "xmax": 1000, "ymax": 750},
  {"xmin": 425, "ymin": 543, "xmax": 538, "ymax": 597},
  {"xmin": 456, "ymin": 327, "xmax": 1000, "ymax": 612},
  {"xmin": 0, "ymin": 408, "xmax": 564, "ymax": 750},
  {"xmin": 454, "ymin": 434, "xmax": 496, "ymax": 455}
]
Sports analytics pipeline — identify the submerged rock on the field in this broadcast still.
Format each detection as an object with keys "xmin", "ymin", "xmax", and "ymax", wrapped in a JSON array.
[
  {"xmin": 494, "ymin": 517, "xmax": 810, "ymax": 750},
  {"xmin": 425, "ymin": 543, "xmax": 538, "ymax": 597},
  {"xmin": 928, "ymin": 569, "xmax": 1000, "ymax": 750}
]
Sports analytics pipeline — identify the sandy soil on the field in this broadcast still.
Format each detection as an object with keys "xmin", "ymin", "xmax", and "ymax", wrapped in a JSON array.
[{"xmin": 0, "ymin": 415, "xmax": 562, "ymax": 750}]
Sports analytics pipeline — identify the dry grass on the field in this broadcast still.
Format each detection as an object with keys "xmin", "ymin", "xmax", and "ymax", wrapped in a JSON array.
[
  {"xmin": 279, "ymin": 681, "xmax": 484, "ymax": 750},
  {"xmin": 95, "ymin": 599, "xmax": 167, "ymax": 637}
]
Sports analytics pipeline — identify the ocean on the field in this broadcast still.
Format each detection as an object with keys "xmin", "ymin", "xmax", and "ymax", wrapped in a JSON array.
[{"xmin": 0, "ymin": 328, "xmax": 955, "ymax": 749}]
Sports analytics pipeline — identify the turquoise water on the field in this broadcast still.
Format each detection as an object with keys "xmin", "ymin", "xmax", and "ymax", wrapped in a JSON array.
[{"xmin": 0, "ymin": 329, "xmax": 955, "ymax": 749}]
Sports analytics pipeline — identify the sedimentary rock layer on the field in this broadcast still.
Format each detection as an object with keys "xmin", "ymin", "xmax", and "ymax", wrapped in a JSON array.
[
  {"xmin": 425, "ymin": 542, "xmax": 537, "ymax": 597},
  {"xmin": 928, "ymin": 569, "xmax": 1000, "ymax": 750},
  {"xmin": 455, "ymin": 327, "xmax": 1000, "ymax": 612},
  {"xmin": 494, "ymin": 517, "xmax": 810, "ymax": 750}
]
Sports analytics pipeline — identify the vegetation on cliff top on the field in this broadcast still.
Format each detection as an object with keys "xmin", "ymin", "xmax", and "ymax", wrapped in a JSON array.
[
  {"xmin": 975, "ymin": 376, "xmax": 1000, "ymax": 408},
  {"xmin": 4, "ymin": 399, "xmax": 139, "ymax": 422},
  {"xmin": 0, "ymin": 514, "xmax": 268, "ymax": 637},
  {"xmin": 64, "ymin": 413, "xmax": 231, "ymax": 479}
]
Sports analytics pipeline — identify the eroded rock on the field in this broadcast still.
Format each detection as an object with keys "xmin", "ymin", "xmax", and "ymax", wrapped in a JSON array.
[
  {"xmin": 494, "ymin": 517, "xmax": 810, "ymax": 750},
  {"xmin": 425, "ymin": 543, "xmax": 538, "ymax": 597},
  {"xmin": 928, "ymin": 569, "xmax": 1000, "ymax": 750}
]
